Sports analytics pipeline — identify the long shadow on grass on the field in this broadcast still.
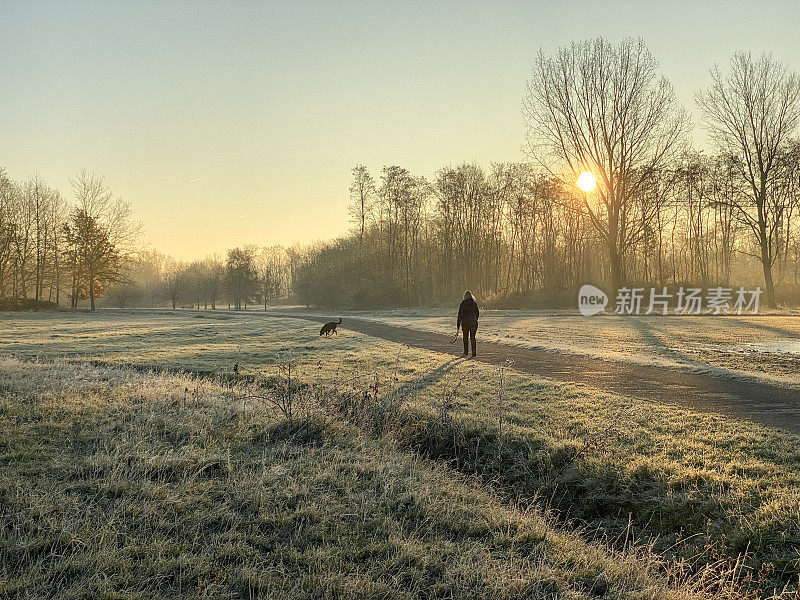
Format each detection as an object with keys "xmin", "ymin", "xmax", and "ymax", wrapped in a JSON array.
[
  {"xmin": 733, "ymin": 317, "xmax": 800, "ymax": 339},
  {"xmin": 393, "ymin": 357, "xmax": 461, "ymax": 398},
  {"xmin": 379, "ymin": 365, "xmax": 800, "ymax": 595}
]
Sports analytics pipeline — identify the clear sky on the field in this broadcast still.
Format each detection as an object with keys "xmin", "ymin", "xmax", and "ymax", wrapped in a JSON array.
[{"xmin": 3, "ymin": 0, "xmax": 800, "ymax": 259}]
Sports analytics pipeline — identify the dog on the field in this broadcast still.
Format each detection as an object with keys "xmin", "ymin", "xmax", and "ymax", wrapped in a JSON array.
[{"xmin": 319, "ymin": 318, "xmax": 342, "ymax": 337}]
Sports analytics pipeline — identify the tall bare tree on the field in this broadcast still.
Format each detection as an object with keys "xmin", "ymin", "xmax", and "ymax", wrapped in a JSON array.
[
  {"xmin": 0, "ymin": 170, "xmax": 19, "ymax": 297},
  {"xmin": 257, "ymin": 245, "xmax": 287, "ymax": 310},
  {"xmin": 523, "ymin": 37, "xmax": 688, "ymax": 292},
  {"xmin": 70, "ymin": 170, "xmax": 139, "ymax": 310},
  {"xmin": 696, "ymin": 52, "xmax": 800, "ymax": 306},
  {"xmin": 348, "ymin": 165, "xmax": 375, "ymax": 245},
  {"xmin": 203, "ymin": 256, "xmax": 224, "ymax": 309}
]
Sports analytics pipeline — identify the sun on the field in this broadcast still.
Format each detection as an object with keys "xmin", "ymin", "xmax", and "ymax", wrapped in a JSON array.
[{"xmin": 577, "ymin": 171, "xmax": 596, "ymax": 192}]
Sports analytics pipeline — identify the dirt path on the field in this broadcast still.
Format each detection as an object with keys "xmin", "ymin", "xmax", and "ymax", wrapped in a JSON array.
[{"xmin": 270, "ymin": 312, "xmax": 800, "ymax": 434}]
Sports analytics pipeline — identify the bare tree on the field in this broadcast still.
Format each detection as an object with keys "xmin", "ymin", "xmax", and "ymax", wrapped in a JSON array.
[
  {"xmin": 131, "ymin": 250, "xmax": 167, "ymax": 307},
  {"xmin": 225, "ymin": 246, "xmax": 257, "ymax": 310},
  {"xmin": 184, "ymin": 260, "xmax": 207, "ymax": 309},
  {"xmin": 23, "ymin": 176, "xmax": 64, "ymax": 303},
  {"xmin": 257, "ymin": 245, "xmax": 287, "ymax": 310},
  {"xmin": 348, "ymin": 165, "xmax": 375, "ymax": 245},
  {"xmin": 523, "ymin": 37, "xmax": 688, "ymax": 292},
  {"xmin": 70, "ymin": 170, "xmax": 140, "ymax": 310},
  {"xmin": 11, "ymin": 179, "xmax": 34, "ymax": 299},
  {"xmin": 0, "ymin": 171, "xmax": 19, "ymax": 297},
  {"xmin": 696, "ymin": 52, "xmax": 800, "ymax": 306},
  {"xmin": 161, "ymin": 260, "xmax": 188, "ymax": 309},
  {"xmin": 106, "ymin": 282, "xmax": 142, "ymax": 308},
  {"xmin": 47, "ymin": 187, "xmax": 66, "ymax": 304},
  {"xmin": 203, "ymin": 256, "xmax": 224, "ymax": 309}
]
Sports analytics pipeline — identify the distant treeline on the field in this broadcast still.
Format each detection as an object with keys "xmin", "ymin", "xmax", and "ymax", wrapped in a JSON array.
[
  {"xmin": 292, "ymin": 151, "xmax": 800, "ymax": 309},
  {"xmin": 4, "ymin": 152, "xmax": 799, "ymax": 312},
  {"xmin": 106, "ymin": 246, "xmax": 292, "ymax": 311},
  {"xmin": 0, "ymin": 163, "xmax": 291, "ymax": 311},
  {"xmin": 3, "ymin": 39, "xmax": 800, "ymax": 310}
]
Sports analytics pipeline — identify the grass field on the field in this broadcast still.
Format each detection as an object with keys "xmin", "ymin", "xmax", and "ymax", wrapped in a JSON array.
[
  {"xmin": 338, "ymin": 308, "xmax": 800, "ymax": 388},
  {"xmin": 1, "ymin": 310, "xmax": 798, "ymax": 598}
]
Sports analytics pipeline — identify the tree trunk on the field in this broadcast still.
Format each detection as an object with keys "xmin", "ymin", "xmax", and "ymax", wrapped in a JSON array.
[
  {"xmin": 757, "ymin": 187, "xmax": 777, "ymax": 308},
  {"xmin": 762, "ymin": 259, "xmax": 776, "ymax": 308},
  {"xmin": 609, "ymin": 247, "xmax": 623, "ymax": 296},
  {"xmin": 759, "ymin": 223, "xmax": 777, "ymax": 307},
  {"xmin": 89, "ymin": 268, "xmax": 96, "ymax": 312},
  {"xmin": 607, "ymin": 208, "xmax": 623, "ymax": 294}
]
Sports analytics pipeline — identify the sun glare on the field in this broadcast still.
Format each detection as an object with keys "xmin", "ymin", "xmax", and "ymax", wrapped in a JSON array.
[{"xmin": 577, "ymin": 171, "xmax": 596, "ymax": 192}]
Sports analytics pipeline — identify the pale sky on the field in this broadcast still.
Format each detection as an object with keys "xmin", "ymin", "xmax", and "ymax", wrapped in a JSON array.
[{"xmin": 3, "ymin": 0, "xmax": 800, "ymax": 259}]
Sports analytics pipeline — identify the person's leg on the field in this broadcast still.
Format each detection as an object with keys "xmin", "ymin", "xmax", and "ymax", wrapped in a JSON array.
[
  {"xmin": 462, "ymin": 325, "xmax": 469, "ymax": 355},
  {"xmin": 470, "ymin": 324, "xmax": 477, "ymax": 356}
]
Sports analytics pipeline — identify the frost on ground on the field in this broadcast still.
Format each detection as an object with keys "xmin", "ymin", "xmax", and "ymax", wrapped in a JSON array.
[
  {"xmin": 0, "ymin": 311, "xmax": 354, "ymax": 373},
  {"xmin": 1, "ymin": 311, "xmax": 799, "ymax": 597},
  {"xmin": 9, "ymin": 308, "xmax": 800, "ymax": 388},
  {"xmin": 333, "ymin": 308, "xmax": 800, "ymax": 388},
  {"xmin": 3, "ymin": 358, "xmax": 689, "ymax": 599}
]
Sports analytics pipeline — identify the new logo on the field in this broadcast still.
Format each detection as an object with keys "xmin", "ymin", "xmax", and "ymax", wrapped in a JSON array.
[{"xmin": 578, "ymin": 284, "xmax": 608, "ymax": 316}]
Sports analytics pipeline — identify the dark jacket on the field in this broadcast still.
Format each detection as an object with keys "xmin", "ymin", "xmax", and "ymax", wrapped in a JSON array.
[{"xmin": 457, "ymin": 297, "xmax": 479, "ymax": 328}]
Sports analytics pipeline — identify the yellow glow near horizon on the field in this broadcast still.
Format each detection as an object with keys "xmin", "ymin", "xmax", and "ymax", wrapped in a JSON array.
[{"xmin": 577, "ymin": 171, "xmax": 596, "ymax": 193}]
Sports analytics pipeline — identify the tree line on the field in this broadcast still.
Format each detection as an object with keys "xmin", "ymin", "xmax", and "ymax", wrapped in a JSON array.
[
  {"xmin": 112, "ymin": 245, "xmax": 291, "ymax": 311},
  {"xmin": 0, "ymin": 169, "xmax": 138, "ymax": 310},
  {"xmin": 0, "ymin": 167, "xmax": 290, "ymax": 311},
  {"xmin": 2, "ymin": 39, "xmax": 799, "ymax": 310},
  {"xmin": 295, "ymin": 40, "xmax": 800, "ymax": 309}
]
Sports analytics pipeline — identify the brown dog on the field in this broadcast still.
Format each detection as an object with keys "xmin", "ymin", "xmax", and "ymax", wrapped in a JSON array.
[{"xmin": 319, "ymin": 318, "xmax": 342, "ymax": 337}]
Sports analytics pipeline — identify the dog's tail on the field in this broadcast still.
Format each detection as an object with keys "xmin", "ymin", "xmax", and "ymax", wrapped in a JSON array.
[{"xmin": 337, "ymin": 318, "xmax": 342, "ymax": 324}]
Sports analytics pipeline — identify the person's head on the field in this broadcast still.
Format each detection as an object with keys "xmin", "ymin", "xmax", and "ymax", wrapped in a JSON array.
[{"xmin": 463, "ymin": 290, "xmax": 473, "ymax": 301}]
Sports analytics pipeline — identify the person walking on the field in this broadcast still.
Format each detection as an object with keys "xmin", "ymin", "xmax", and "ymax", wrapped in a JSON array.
[{"xmin": 456, "ymin": 290, "xmax": 479, "ymax": 357}]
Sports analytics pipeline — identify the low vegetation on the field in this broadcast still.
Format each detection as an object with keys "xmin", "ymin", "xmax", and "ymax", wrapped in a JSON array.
[
  {"xmin": 1, "ymin": 357, "xmax": 693, "ymax": 599},
  {"xmin": 1, "ymin": 311, "xmax": 798, "ymax": 598},
  {"xmin": 0, "ymin": 298, "xmax": 59, "ymax": 311}
]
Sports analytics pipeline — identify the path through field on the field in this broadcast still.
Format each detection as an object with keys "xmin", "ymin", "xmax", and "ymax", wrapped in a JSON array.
[{"xmin": 271, "ymin": 312, "xmax": 800, "ymax": 434}]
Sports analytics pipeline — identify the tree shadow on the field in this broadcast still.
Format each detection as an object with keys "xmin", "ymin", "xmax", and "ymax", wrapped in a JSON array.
[
  {"xmin": 392, "ymin": 357, "xmax": 462, "ymax": 399},
  {"xmin": 730, "ymin": 317, "xmax": 800, "ymax": 339},
  {"xmin": 625, "ymin": 316, "xmax": 716, "ymax": 369},
  {"xmin": 408, "ymin": 411, "xmax": 798, "ymax": 593}
]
